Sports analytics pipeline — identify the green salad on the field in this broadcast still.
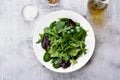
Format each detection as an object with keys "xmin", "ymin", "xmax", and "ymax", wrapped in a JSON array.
[{"xmin": 36, "ymin": 18, "xmax": 87, "ymax": 69}]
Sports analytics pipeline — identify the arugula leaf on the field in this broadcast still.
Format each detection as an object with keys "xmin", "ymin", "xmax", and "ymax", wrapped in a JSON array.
[{"xmin": 36, "ymin": 34, "xmax": 44, "ymax": 44}]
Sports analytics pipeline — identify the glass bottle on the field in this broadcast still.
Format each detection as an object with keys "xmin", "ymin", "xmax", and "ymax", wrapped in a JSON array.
[{"xmin": 88, "ymin": 0, "xmax": 109, "ymax": 15}]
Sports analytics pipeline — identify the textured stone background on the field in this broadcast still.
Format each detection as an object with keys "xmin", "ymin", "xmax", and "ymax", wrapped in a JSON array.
[{"xmin": 0, "ymin": 0, "xmax": 120, "ymax": 80}]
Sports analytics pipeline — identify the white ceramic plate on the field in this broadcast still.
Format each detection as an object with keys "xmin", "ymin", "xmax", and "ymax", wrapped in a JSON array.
[{"xmin": 33, "ymin": 10, "xmax": 95, "ymax": 73}]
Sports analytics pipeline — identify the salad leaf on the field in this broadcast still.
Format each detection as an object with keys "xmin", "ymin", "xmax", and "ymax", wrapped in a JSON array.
[
  {"xmin": 36, "ymin": 34, "xmax": 44, "ymax": 44},
  {"xmin": 36, "ymin": 39, "xmax": 41, "ymax": 44},
  {"xmin": 37, "ymin": 18, "xmax": 87, "ymax": 69},
  {"xmin": 43, "ymin": 52, "xmax": 51, "ymax": 62},
  {"xmin": 55, "ymin": 21, "xmax": 65, "ymax": 31},
  {"xmin": 69, "ymin": 49, "xmax": 81, "ymax": 57},
  {"xmin": 52, "ymin": 58, "xmax": 62, "ymax": 69},
  {"xmin": 70, "ymin": 59, "xmax": 77, "ymax": 64}
]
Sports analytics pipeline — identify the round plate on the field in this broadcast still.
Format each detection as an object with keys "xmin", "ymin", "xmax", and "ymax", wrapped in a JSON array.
[{"xmin": 33, "ymin": 10, "xmax": 95, "ymax": 73}]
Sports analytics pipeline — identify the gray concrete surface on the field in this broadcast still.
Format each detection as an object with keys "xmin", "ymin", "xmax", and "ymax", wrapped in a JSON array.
[{"xmin": 0, "ymin": 0, "xmax": 120, "ymax": 80}]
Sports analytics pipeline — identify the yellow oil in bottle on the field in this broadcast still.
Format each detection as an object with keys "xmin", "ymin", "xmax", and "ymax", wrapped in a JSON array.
[
  {"xmin": 88, "ymin": 0, "xmax": 108, "ymax": 15},
  {"xmin": 87, "ymin": 0, "xmax": 109, "ymax": 26}
]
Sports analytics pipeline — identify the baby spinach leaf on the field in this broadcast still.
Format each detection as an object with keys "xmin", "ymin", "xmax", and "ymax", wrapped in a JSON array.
[{"xmin": 43, "ymin": 52, "xmax": 51, "ymax": 62}]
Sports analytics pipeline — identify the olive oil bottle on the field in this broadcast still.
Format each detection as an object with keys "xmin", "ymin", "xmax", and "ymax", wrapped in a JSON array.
[{"xmin": 88, "ymin": 0, "xmax": 109, "ymax": 15}]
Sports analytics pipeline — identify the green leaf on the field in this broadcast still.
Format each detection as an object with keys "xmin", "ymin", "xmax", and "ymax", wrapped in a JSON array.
[
  {"xmin": 44, "ymin": 27, "xmax": 58, "ymax": 38},
  {"xmin": 36, "ymin": 39, "xmax": 41, "ymax": 44},
  {"xmin": 50, "ymin": 21, "xmax": 56, "ymax": 28},
  {"xmin": 74, "ymin": 51, "xmax": 83, "ymax": 59},
  {"xmin": 52, "ymin": 58, "xmax": 62, "ymax": 64},
  {"xmin": 76, "ymin": 22, "xmax": 80, "ymax": 26},
  {"xmin": 53, "ymin": 64, "xmax": 61, "ymax": 69},
  {"xmin": 69, "ymin": 49, "xmax": 81, "ymax": 57},
  {"xmin": 59, "ymin": 18, "xmax": 69, "ymax": 21},
  {"xmin": 72, "ymin": 33, "xmax": 80, "ymax": 40},
  {"xmin": 55, "ymin": 21, "xmax": 65, "ymax": 31},
  {"xmin": 62, "ymin": 54, "xmax": 70, "ymax": 61},
  {"xmin": 43, "ymin": 52, "xmax": 51, "ymax": 62},
  {"xmin": 44, "ymin": 27, "xmax": 53, "ymax": 35},
  {"xmin": 50, "ymin": 51, "xmax": 59, "ymax": 57},
  {"xmin": 36, "ymin": 34, "xmax": 44, "ymax": 44},
  {"xmin": 48, "ymin": 45, "xmax": 57, "ymax": 54},
  {"xmin": 39, "ymin": 34, "xmax": 44, "ymax": 39},
  {"xmin": 69, "ymin": 41, "xmax": 79, "ymax": 48},
  {"xmin": 52, "ymin": 58, "xmax": 62, "ymax": 69},
  {"xmin": 63, "ymin": 32, "xmax": 72, "ymax": 42},
  {"xmin": 70, "ymin": 59, "xmax": 77, "ymax": 64},
  {"xmin": 79, "ymin": 27, "xmax": 87, "ymax": 40}
]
